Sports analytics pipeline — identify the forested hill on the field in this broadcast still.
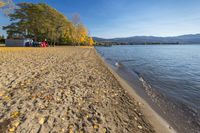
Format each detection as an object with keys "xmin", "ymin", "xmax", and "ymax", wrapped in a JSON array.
[{"xmin": 93, "ymin": 34, "xmax": 200, "ymax": 44}]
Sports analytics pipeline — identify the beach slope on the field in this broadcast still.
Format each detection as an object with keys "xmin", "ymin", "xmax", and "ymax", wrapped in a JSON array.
[{"xmin": 0, "ymin": 47, "xmax": 154, "ymax": 133}]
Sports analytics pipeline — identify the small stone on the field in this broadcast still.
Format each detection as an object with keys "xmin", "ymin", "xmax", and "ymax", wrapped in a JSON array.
[
  {"xmin": 69, "ymin": 128, "xmax": 74, "ymax": 133},
  {"xmin": 103, "ymin": 128, "xmax": 107, "ymax": 133},
  {"xmin": 39, "ymin": 117, "xmax": 46, "ymax": 125},
  {"xmin": 13, "ymin": 121, "xmax": 20, "ymax": 127},
  {"xmin": 138, "ymin": 125, "xmax": 143, "ymax": 129},
  {"xmin": 8, "ymin": 127, "xmax": 16, "ymax": 132},
  {"xmin": 0, "ymin": 91, "xmax": 4, "ymax": 97},
  {"xmin": 86, "ymin": 115, "xmax": 89, "ymax": 118},
  {"xmin": 11, "ymin": 111, "xmax": 20, "ymax": 118},
  {"xmin": 68, "ymin": 125, "xmax": 74, "ymax": 133},
  {"xmin": 69, "ymin": 125, "xmax": 73, "ymax": 129},
  {"xmin": 47, "ymin": 117, "xmax": 55, "ymax": 127},
  {"xmin": 3, "ymin": 95, "xmax": 10, "ymax": 101},
  {"xmin": 93, "ymin": 124, "xmax": 99, "ymax": 129},
  {"xmin": 40, "ymin": 125, "xmax": 51, "ymax": 133},
  {"xmin": 30, "ymin": 124, "xmax": 41, "ymax": 133}
]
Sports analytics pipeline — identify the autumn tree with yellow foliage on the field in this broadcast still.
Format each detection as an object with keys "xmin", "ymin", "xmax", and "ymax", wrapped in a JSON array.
[
  {"xmin": 3, "ymin": 3, "xmax": 94, "ymax": 46},
  {"xmin": 71, "ymin": 14, "xmax": 94, "ymax": 46}
]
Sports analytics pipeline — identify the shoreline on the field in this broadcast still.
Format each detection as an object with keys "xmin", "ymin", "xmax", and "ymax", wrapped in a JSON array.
[{"xmin": 95, "ymin": 48, "xmax": 176, "ymax": 133}]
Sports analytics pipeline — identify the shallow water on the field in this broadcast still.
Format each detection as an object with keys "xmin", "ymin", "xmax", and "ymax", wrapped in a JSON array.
[{"xmin": 96, "ymin": 45, "xmax": 200, "ymax": 132}]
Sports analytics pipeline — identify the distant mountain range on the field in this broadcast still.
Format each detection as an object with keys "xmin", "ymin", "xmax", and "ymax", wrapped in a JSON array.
[{"xmin": 93, "ymin": 34, "xmax": 200, "ymax": 44}]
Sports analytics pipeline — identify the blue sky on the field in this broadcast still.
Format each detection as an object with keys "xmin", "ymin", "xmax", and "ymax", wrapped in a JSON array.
[{"xmin": 1, "ymin": 0, "xmax": 200, "ymax": 38}]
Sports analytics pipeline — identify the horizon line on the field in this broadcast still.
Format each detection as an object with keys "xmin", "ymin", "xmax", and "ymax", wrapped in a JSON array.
[{"xmin": 93, "ymin": 33, "xmax": 200, "ymax": 39}]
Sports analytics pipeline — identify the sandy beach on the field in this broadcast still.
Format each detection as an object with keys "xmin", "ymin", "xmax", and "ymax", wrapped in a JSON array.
[{"xmin": 0, "ymin": 47, "xmax": 155, "ymax": 133}]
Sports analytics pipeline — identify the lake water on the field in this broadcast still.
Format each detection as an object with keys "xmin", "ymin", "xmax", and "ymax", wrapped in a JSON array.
[{"xmin": 96, "ymin": 45, "xmax": 200, "ymax": 133}]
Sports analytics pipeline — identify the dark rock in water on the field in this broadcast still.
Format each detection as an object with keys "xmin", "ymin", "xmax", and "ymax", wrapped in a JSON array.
[{"xmin": 115, "ymin": 62, "xmax": 122, "ymax": 68}]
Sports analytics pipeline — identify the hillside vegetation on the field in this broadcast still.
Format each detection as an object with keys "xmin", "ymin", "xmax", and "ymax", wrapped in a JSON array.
[{"xmin": 94, "ymin": 34, "xmax": 200, "ymax": 45}]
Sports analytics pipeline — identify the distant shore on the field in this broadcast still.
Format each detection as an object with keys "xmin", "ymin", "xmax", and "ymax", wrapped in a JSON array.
[
  {"xmin": 95, "ymin": 42, "xmax": 180, "ymax": 46},
  {"xmin": 0, "ymin": 47, "xmax": 157, "ymax": 133}
]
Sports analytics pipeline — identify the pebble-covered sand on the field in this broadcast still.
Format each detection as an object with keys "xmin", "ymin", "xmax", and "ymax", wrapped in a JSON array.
[{"xmin": 0, "ymin": 47, "xmax": 155, "ymax": 133}]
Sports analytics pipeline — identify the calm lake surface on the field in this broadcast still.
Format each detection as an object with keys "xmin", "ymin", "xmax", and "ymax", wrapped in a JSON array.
[{"xmin": 96, "ymin": 45, "xmax": 200, "ymax": 132}]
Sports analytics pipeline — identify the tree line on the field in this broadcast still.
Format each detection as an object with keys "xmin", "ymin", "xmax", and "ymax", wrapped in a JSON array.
[
  {"xmin": 3, "ymin": 3, "xmax": 94, "ymax": 46},
  {"xmin": 0, "ymin": 35, "xmax": 5, "ymax": 44}
]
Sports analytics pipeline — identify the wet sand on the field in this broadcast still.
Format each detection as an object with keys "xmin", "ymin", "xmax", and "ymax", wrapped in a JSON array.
[{"xmin": 0, "ymin": 47, "xmax": 155, "ymax": 133}]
